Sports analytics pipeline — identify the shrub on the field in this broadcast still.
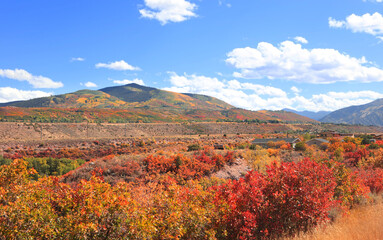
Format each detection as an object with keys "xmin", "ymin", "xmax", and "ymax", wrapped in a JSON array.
[
  {"xmin": 187, "ymin": 144, "xmax": 201, "ymax": 152},
  {"xmin": 214, "ymin": 159, "xmax": 336, "ymax": 239},
  {"xmin": 357, "ymin": 168, "xmax": 383, "ymax": 194},
  {"xmin": 295, "ymin": 141, "xmax": 306, "ymax": 151},
  {"xmin": 326, "ymin": 161, "xmax": 369, "ymax": 208}
]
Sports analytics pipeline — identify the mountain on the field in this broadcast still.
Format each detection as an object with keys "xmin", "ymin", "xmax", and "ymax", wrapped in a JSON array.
[
  {"xmin": 0, "ymin": 84, "xmax": 318, "ymax": 123},
  {"xmin": 1, "ymin": 84, "xmax": 232, "ymax": 111},
  {"xmin": 0, "ymin": 90, "xmax": 127, "ymax": 109},
  {"xmin": 99, "ymin": 83, "xmax": 233, "ymax": 110},
  {"xmin": 283, "ymin": 108, "xmax": 331, "ymax": 121},
  {"xmin": 320, "ymin": 99, "xmax": 383, "ymax": 126}
]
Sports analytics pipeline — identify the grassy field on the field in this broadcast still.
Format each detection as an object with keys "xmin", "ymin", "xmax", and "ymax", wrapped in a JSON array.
[{"xmin": 288, "ymin": 201, "xmax": 383, "ymax": 240}]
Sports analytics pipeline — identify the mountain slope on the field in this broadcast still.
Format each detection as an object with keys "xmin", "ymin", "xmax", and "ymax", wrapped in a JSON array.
[
  {"xmin": 320, "ymin": 99, "xmax": 383, "ymax": 126},
  {"xmin": 0, "ymin": 90, "xmax": 127, "ymax": 109},
  {"xmin": 99, "ymin": 84, "xmax": 233, "ymax": 110},
  {"xmin": 283, "ymin": 108, "xmax": 331, "ymax": 121}
]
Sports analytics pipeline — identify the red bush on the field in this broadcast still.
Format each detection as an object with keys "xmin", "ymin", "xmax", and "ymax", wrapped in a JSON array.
[
  {"xmin": 344, "ymin": 148, "xmax": 370, "ymax": 167},
  {"xmin": 357, "ymin": 168, "xmax": 383, "ymax": 194},
  {"xmin": 214, "ymin": 159, "xmax": 336, "ymax": 239}
]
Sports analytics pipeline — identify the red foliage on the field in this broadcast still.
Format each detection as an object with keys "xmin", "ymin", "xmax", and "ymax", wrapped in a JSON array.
[
  {"xmin": 342, "ymin": 142, "xmax": 357, "ymax": 152},
  {"xmin": 344, "ymin": 148, "xmax": 370, "ymax": 167},
  {"xmin": 357, "ymin": 168, "xmax": 383, "ymax": 194},
  {"xmin": 2, "ymin": 142, "xmax": 150, "ymax": 161},
  {"xmin": 143, "ymin": 151, "xmax": 235, "ymax": 181},
  {"xmin": 214, "ymin": 159, "xmax": 336, "ymax": 239}
]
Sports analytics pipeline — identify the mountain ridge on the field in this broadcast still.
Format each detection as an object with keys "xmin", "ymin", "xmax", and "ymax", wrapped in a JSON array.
[{"xmin": 320, "ymin": 98, "xmax": 383, "ymax": 126}]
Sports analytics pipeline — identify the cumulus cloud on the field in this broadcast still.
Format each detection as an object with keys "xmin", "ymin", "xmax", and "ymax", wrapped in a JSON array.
[
  {"xmin": 164, "ymin": 72, "xmax": 290, "ymax": 110},
  {"xmin": 0, "ymin": 87, "xmax": 52, "ymax": 103},
  {"xmin": 226, "ymin": 40, "xmax": 383, "ymax": 83},
  {"xmin": 113, "ymin": 78, "xmax": 145, "ymax": 85},
  {"xmin": 241, "ymin": 82, "xmax": 287, "ymax": 97},
  {"xmin": 329, "ymin": 13, "xmax": 383, "ymax": 37},
  {"xmin": 294, "ymin": 36, "xmax": 308, "ymax": 44},
  {"xmin": 329, "ymin": 17, "xmax": 346, "ymax": 28},
  {"xmin": 163, "ymin": 72, "xmax": 383, "ymax": 112},
  {"xmin": 95, "ymin": 60, "xmax": 140, "ymax": 71},
  {"xmin": 81, "ymin": 82, "xmax": 97, "ymax": 88},
  {"xmin": 139, "ymin": 0, "xmax": 197, "ymax": 25},
  {"xmin": 291, "ymin": 86, "xmax": 301, "ymax": 94},
  {"xmin": 363, "ymin": 0, "xmax": 383, "ymax": 3},
  {"xmin": 294, "ymin": 91, "xmax": 383, "ymax": 112},
  {"xmin": 0, "ymin": 69, "xmax": 63, "ymax": 88},
  {"xmin": 71, "ymin": 57, "xmax": 85, "ymax": 62},
  {"xmin": 166, "ymin": 72, "xmax": 225, "ymax": 92}
]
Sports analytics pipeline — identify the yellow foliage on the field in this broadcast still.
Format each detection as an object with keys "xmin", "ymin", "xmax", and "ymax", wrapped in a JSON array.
[
  {"xmin": 76, "ymin": 97, "xmax": 88, "ymax": 103},
  {"xmin": 242, "ymin": 147, "xmax": 280, "ymax": 173}
]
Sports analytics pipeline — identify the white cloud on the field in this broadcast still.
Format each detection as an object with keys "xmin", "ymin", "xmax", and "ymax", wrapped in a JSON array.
[
  {"xmin": 0, "ymin": 87, "xmax": 52, "ymax": 103},
  {"xmin": 226, "ymin": 40, "xmax": 383, "ymax": 84},
  {"xmin": 329, "ymin": 13, "xmax": 383, "ymax": 36},
  {"xmin": 71, "ymin": 57, "xmax": 85, "ymax": 62},
  {"xmin": 363, "ymin": 0, "xmax": 383, "ymax": 3},
  {"xmin": 326, "ymin": 90, "xmax": 383, "ymax": 99},
  {"xmin": 95, "ymin": 60, "xmax": 140, "ymax": 71},
  {"xmin": 163, "ymin": 72, "xmax": 289, "ymax": 110},
  {"xmin": 329, "ymin": 17, "xmax": 345, "ymax": 28},
  {"xmin": 81, "ymin": 81, "xmax": 97, "ymax": 88},
  {"xmin": 139, "ymin": 0, "xmax": 197, "ymax": 25},
  {"xmin": 163, "ymin": 72, "xmax": 383, "ymax": 112},
  {"xmin": 294, "ymin": 36, "xmax": 308, "ymax": 44},
  {"xmin": 0, "ymin": 69, "xmax": 63, "ymax": 88},
  {"xmin": 166, "ymin": 72, "xmax": 225, "ymax": 91},
  {"xmin": 241, "ymin": 82, "xmax": 287, "ymax": 97},
  {"xmin": 294, "ymin": 91, "xmax": 383, "ymax": 112},
  {"xmin": 218, "ymin": 0, "xmax": 231, "ymax": 7},
  {"xmin": 113, "ymin": 78, "xmax": 145, "ymax": 85},
  {"xmin": 291, "ymin": 86, "xmax": 301, "ymax": 94}
]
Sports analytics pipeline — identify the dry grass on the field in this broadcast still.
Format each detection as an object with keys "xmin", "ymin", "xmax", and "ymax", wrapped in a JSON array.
[{"xmin": 287, "ymin": 203, "xmax": 383, "ymax": 240}]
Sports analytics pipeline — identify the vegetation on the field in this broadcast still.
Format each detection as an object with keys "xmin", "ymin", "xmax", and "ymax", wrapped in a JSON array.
[
  {"xmin": 187, "ymin": 143, "xmax": 201, "ymax": 151},
  {"xmin": 0, "ymin": 156, "xmax": 84, "ymax": 178},
  {"xmin": 0, "ymin": 134, "xmax": 382, "ymax": 239}
]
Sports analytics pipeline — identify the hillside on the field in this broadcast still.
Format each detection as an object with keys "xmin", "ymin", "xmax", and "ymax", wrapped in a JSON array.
[
  {"xmin": 0, "ymin": 90, "xmax": 127, "ymax": 109},
  {"xmin": 0, "ymin": 84, "xmax": 317, "ymax": 123},
  {"xmin": 320, "ymin": 99, "xmax": 383, "ymax": 126},
  {"xmin": 99, "ymin": 83, "xmax": 233, "ymax": 110}
]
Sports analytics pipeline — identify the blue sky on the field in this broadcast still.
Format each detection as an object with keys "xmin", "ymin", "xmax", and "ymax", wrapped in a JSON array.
[{"xmin": 1, "ymin": 0, "xmax": 383, "ymax": 112}]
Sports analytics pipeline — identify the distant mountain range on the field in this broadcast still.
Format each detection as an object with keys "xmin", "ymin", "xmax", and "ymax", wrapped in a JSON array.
[
  {"xmin": 282, "ymin": 108, "xmax": 331, "ymax": 121},
  {"xmin": 320, "ymin": 99, "xmax": 383, "ymax": 126},
  {"xmin": 284, "ymin": 99, "xmax": 383, "ymax": 127},
  {"xmin": 0, "ymin": 84, "xmax": 317, "ymax": 123}
]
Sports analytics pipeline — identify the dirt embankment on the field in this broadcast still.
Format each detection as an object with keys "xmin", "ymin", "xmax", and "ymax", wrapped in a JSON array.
[
  {"xmin": 0, "ymin": 122, "xmax": 291, "ymax": 142},
  {"xmin": 0, "ymin": 122, "xmax": 381, "ymax": 143}
]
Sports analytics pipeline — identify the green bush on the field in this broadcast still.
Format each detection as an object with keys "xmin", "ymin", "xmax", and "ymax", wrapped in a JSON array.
[
  {"xmin": 0, "ymin": 157, "xmax": 85, "ymax": 178},
  {"xmin": 187, "ymin": 144, "xmax": 201, "ymax": 152},
  {"xmin": 295, "ymin": 141, "xmax": 306, "ymax": 151}
]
